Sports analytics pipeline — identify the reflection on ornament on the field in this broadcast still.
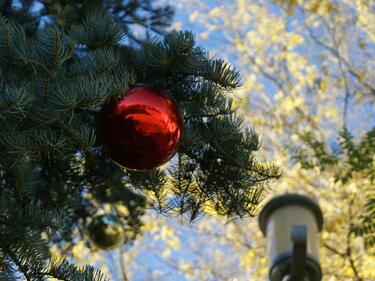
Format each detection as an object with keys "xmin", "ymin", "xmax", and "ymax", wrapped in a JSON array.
[
  {"xmin": 97, "ymin": 84, "xmax": 183, "ymax": 170},
  {"xmin": 88, "ymin": 214, "xmax": 124, "ymax": 250}
]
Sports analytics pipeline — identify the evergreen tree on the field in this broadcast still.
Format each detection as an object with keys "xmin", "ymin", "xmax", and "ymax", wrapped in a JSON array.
[{"xmin": 0, "ymin": 1, "xmax": 279, "ymax": 279}]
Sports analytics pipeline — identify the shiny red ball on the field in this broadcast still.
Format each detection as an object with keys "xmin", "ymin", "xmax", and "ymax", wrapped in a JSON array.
[{"xmin": 97, "ymin": 84, "xmax": 183, "ymax": 170}]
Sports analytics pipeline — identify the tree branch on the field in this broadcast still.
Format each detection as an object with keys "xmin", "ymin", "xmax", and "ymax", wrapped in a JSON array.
[
  {"xmin": 4, "ymin": 248, "xmax": 32, "ymax": 281},
  {"xmin": 118, "ymin": 248, "xmax": 129, "ymax": 281},
  {"xmin": 303, "ymin": 18, "xmax": 375, "ymax": 97},
  {"xmin": 347, "ymin": 199, "xmax": 363, "ymax": 281}
]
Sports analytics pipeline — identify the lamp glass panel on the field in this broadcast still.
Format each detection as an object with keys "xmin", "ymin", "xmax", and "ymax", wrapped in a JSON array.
[{"xmin": 266, "ymin": 205, "xmax": 319, "ymax": 265}]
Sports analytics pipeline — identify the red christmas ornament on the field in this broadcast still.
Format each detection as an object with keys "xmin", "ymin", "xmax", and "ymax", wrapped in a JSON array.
[{"xmin": 97, "ymin": 84, "xmax": 183, "ymax": 170}]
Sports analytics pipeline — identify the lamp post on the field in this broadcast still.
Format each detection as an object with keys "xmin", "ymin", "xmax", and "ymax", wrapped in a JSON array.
[{"xmin": 259, "ymin": 194, "xmax": 324, "ymax": 281}]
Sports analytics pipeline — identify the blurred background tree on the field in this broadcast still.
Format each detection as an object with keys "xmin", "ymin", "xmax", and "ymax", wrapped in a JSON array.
[{"xmin": 80, "ymin": 0, "xmax": 375, "ymax": 280}]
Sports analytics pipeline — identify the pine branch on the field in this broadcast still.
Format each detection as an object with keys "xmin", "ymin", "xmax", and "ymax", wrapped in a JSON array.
[
  {"xmin": 4, "ymin": 248, "xmax": 32, "ymax": 281},
  {"xmin": 201, "ymin": 59, "xmax": 242, "ymax": 89},
  {"xmin": 43, "ymin": 259, "xmax": 109, "ymax": 281}
]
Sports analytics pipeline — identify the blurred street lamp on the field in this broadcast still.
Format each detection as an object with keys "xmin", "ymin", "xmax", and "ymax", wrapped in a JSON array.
[{"xmin": 259, "ymin": 194, "xmax": 324, "ymax": 281}]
